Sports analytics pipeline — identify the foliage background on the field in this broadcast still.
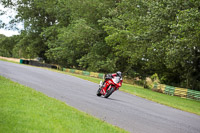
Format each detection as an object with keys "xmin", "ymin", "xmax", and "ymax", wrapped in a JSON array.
[{"xmin": 0, "ymin": 0, "xmax": 200, "ymax": 90}]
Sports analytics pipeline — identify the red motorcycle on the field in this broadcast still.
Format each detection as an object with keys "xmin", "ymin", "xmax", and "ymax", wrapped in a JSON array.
[{"xmin": 96, "ymin": 76, "xmax": 121, "ymax": 98}]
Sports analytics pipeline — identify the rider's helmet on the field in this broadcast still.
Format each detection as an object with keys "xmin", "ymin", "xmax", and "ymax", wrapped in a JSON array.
[{"xmin": 116, "ymin": 71, "xmax": 122, "ymax": 77}]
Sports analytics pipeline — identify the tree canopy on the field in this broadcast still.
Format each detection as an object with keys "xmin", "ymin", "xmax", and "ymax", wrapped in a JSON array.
[{"xmin": 0, "ymin": 0, "xmax": 200, "ymax": 90}]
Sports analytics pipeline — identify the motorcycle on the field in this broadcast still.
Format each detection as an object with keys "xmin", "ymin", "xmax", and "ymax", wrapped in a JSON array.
[{"xmin": 96, "ymin": 75, "xmax": 121, "ymax": 98}]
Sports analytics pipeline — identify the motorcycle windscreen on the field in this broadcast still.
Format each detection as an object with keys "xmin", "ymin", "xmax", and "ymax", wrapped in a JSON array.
[{"xmin": 112, "ymin": 77, "xmax": 120, "ymax": 84}]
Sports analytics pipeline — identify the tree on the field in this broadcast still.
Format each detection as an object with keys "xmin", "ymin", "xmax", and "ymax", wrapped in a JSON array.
[
  {"xmin": 99, "ymin": 0, "xmax": 152, "ymax": 76},
  {"xmin": 1, "ymin": 0, "xmax": 200, "ymax": 90},
  {"xmin": 0, "ymin": 0, "xmax": 59, "ymax": 60},
  {"xmin": 0, "ymin": 34, "xmax": 20, "ymax": 57},
  {"xmin": 167, "ymin": 8, "xmax": 200, "ymax": 90}
]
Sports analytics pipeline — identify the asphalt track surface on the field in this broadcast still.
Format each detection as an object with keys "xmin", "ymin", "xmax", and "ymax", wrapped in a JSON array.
[{"xmin": 0, "ymin": 61, "xmax": 200, "ymax": 133}]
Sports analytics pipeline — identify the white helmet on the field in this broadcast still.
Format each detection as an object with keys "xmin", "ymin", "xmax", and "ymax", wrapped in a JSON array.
[{"xmin": 116, "ymin": 71, "xmax": 122, "ymax": 77}]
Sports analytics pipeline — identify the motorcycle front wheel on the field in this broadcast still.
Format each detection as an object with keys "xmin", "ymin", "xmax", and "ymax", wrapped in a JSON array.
[{"xmin": 96, "ymin": 88, "xmax": 102, "ymax": 96}]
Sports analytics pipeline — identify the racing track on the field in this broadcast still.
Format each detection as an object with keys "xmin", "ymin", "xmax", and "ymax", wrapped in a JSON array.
[{"xmin": 0, "ymin": 60, "xmax": 200, "ymax": 133}]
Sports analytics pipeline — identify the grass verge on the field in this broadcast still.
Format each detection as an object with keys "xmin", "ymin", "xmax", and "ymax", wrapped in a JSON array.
[
  {"xmin": 0, "ymin": 58, "xmax": 19, "ymax": 64},
  {"xmin": 56, "ymin": 71, "xmax": 200, "ymax": 116},
  {"xmin": 0, "ymin": 76, "xmax": 128, "ymax": 133}
]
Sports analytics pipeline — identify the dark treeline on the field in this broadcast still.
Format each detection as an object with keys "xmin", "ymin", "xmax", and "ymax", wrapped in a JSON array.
[{"xmin": 0, "ymin": 0, "xmax": 200, "ymax": 90}]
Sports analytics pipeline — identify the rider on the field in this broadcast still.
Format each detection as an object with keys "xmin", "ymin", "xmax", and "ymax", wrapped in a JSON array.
[
  {"xmin": 110, "ymin": 71, "xmax": 123, "ymax": 87},
  {"xmin": 102, "ymin": 71, "xmax": 123, "ymax": 94}
]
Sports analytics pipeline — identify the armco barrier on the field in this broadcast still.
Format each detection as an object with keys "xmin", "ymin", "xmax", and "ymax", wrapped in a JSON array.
[
  {"xmin": 70, "ymin": 69, "xmax": 75, "ymax": 73},
  {"xmin": 90, "ymin": 72, "xmax": 99, "ymax": 78},
  {"xmin": 187, "ymin": 90, "xmax": 196, "ymax": 99},
  {"xmin": 165, "ymin": 85, "xmax": 175, "ymax": 96},
  {"xmin": 19, "ymin": 59, "xmax": 57, "ymax": 69},
  {"xmin": 82, "ymin": 71, "xmax": 90, "ymax": 76},
  {"xmin": 65, "ymin": 68, "xmax": 70, "ymax": 72},
  {"xmin": 62, "ymin": 68, "xmax": 104, "ymax": 79},
  {"xmin": 159, "ymin": 84, "xmax": 165, "ymax": 93},
  {"xmin": 187, "ymin": 89, "xmax": 200, "ymax": 101},
  {"xmin": 20, "ymin": 59, "xmax": 23, "ymax": 64},
  {"xmin": 75, "ymin": 70, "xmax": 82, "ymax": 74},
  {"xmin": 174, "ymin": 88, "xmax": 187, "ymax": 98},
  {"xmin": 152, "ymin": 84, "xmax": 165, "ymax": 93},
  {"xmin": 98, "ymin": 73, "xmax": 104, "ymax": 79},
  {"xmin": 153, "ymin": 83, "xmax": 200, "ymax": 101}
]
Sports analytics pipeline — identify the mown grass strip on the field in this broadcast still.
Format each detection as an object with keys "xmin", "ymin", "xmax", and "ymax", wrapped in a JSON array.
[
  {"xmin": 0, "ymin": 76, "xmax": 128, "ymax": 133},
  {"xmin": 58, "ymin": 71, "xmax": 200, "ymax": 116},
  {"xmin": 0, "ymin": 58, "xmax": 19, "ymax": 64}
]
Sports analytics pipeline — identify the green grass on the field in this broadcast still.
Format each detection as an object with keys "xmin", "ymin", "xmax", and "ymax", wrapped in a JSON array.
[
  {"xmin": 57, "ymin": 71, "xmax": 200, "ymax": 116},
  {"xmin": 120, "ymin": 84, "xmax": 200, "ymax": 115},
  {"xmin": 0, "ymin": 58, "xmax": 19, "ymax": 64},
  {"xmin": 0, "ymin": 76, "xmax": 128, "ymax": 133}
]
